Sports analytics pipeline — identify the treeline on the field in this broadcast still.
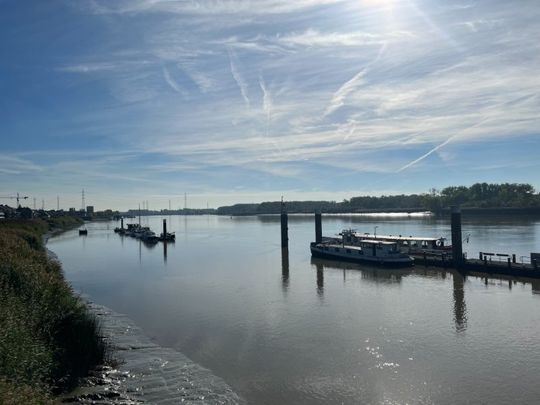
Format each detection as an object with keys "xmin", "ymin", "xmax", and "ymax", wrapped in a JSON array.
[
  {"xmin": 216, "ymin": 201, "xmax": 340, "ymax": 215},
  {"xmin": 216, "ymin": 183, "xmax": 540, "ymax": 215},
  {"xmin": 0, "ymin": 218, "xmax": 106, "ymax": 403}
]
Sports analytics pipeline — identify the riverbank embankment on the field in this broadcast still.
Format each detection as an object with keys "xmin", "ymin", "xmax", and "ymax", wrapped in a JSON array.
[
  {"xmin": 0, "ymin": 218, "xmax": 106, "ymax": 403},
  {"xmin": 61, "ymin": 301, "xmax": 243, "ymax": 404}
]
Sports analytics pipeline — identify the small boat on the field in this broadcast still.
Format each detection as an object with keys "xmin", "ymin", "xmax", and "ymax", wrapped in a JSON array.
[
  {"xmin": 140, "ymin": 229, "xmax": 159, "ymax": 243},
  {"xmin": 79, "ymin": 228, "xmax": 88, "ymax": 235},
  {"xmin": 310, "ymin": 239, "xmax": 413, "ymax": 267},
  {"xmin": 159, "ymin": 232, "xmax": 175, "ymax": 242},
  {"xmin": 124, "ymin": 223, "xmax": 142, "ymax": 237}
]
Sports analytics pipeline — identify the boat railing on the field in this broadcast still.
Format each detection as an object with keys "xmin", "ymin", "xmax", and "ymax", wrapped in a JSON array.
[{"xmin": 519, "ymin": 256, "xmax": 532, "ymax": 265}]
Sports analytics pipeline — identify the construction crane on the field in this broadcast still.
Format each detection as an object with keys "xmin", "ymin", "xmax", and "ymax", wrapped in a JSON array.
[{"xmin": 0, "ymin": 193, "xmax": 29, "ymax": 207}]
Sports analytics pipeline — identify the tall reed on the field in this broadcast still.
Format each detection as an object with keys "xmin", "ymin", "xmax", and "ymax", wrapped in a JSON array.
[{"xmin": 0, "ymin": 218, "xmax": 107, "ymax": 400}]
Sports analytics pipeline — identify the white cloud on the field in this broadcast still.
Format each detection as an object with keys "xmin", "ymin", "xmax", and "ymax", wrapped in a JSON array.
[
  {"xmin": 58, "ymin": 62, "xmax": 119, "ymax": 73},
  {"xmin": 178, "ymin": 62, "xmax": 215, "ymax": 92},
  {"xmin": 279, "ymin": 29, "xmax": 414, "ymax": 48},
  {"xmin": 0, "ymin": 155, "xmax": 43, "ymax": 175},
  {"xmin": 456, "ymin": 19, "xmax": 504, "ymax": 32},
  {"xmin": 84, "ymin": 0, "xmax": 346, "ymax": 16}
]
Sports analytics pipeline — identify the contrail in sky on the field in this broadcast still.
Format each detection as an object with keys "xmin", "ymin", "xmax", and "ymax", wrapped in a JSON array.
[
  {"xmin": 162, "ymin": 66, "xmax": 185, "ymax": 95},
  {"xmin": 259, "ymin": 75, "xmax": 283, "ymax": 156},
  {"xmin": 396, "ymin": 137, "xmax": 454, "ymax": 172},
  {"xmin": 396, "ymin": 100, "xmax": 521, "ymax": 173},
  {"xmin": 228, "ymin": 48, "xmax": 250, "ymax": 108},
  {"xmin": 325, "ymin": 42, "xmax": 387, "ymax": 118}
]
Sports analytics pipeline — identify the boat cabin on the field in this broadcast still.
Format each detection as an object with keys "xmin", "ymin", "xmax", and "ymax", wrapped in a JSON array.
[{"xmin": 341, "ymin": 229, "xmax": 447, "ymax": 252}]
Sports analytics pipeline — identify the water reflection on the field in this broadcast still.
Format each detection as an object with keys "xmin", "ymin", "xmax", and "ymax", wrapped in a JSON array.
[
  {"xmin": 361, "ymin": 268, "xmax": 406, "ymax": 284},
  {"xmin": 532, "ymin": 280, "xmax": 540, "ymax": 295},
  {"xmin": 452, "ymin": 272, "xmax": 468, "ymax": 333},
  {"xmin": 315, "ymin": 261, "xmax": 324, "ymax": 298},
  {"xmin": 310, "ymin": 257, "xmax": 406, "ymax": 285},
  {"xmin": 311, "ymin": 258, "xmax": 469, "ymax": 332},
  {"xmin": 281, "ymin": 248, "xmax": 289, "ymax": 290},
  {"xmin": 163, "ymin": 241, "xmax": 168, "ymax": 264},
  {"xmin": 142, "ymin": 241, "xmax": 158, "ymax": 249}
]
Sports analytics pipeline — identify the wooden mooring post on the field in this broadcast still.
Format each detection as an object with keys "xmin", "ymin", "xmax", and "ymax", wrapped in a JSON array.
[
  {"xmin": 451, "ymin": 206, "xmax": 463, "ymax": 267},
  {"xmin": 315, "ymin": 211, "xmax": 322, "ymax": 243},
  {"xmin": 163, "ymin": 218, "xmax": 167, "ymax": 236},
  {"xmin": 280, "ymin": 199, "xmax": 288, "ymax": 248},
  {"xmin": 281, "ymin": 248, "xmax": 289, "ymax": 286},
  {"xmin": 121, "ymin": 217, "xmax": 124, "ymax": 230}
]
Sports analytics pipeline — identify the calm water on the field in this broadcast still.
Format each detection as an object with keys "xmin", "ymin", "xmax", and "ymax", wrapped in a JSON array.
[{"xmin": 49, "ymin": 215, "xmax": 540, "ymax": 404}]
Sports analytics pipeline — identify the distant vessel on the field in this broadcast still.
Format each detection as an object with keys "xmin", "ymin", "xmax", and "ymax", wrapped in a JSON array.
[
  {"xmin": 78, "ymin": 228, "xmax": 88, "ymax": 235},
  {"xmin": 140, "ymin": 228, "xmax": 159, "ymax": 243},
  {"xmin": 123, "ymin": 223, "xmax": 141, "ymax": 237},
  {"xmin": 159, "ymin": 231, "xmax": 175, "ymax": 242},
  {"xmin": 310, "ymin": 238, "xmax": 413, "ymax": 267},
  {"xmin": 115, "ymin": 222, "xmax": 175, "ymax": 243}
]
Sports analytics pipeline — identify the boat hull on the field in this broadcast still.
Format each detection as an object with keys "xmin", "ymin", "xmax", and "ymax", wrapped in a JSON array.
[{"xmin": 310, "ymin": 243, "xmax": 414, "ymax": 267}]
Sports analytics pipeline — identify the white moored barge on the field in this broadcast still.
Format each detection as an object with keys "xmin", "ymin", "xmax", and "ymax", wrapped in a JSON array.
[
  {"xmin": 310, "ymin": 239, "xmax": 414, "ymax": 267},
  {"xmin": 340, "ymin": 229, "xmax": 452, "ymax": 255}
]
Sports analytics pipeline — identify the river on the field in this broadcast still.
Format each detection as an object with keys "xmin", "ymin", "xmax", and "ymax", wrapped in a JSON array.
[{"xmin": 48, "ymin": 214, "xmax": 540, "ymax": 404}]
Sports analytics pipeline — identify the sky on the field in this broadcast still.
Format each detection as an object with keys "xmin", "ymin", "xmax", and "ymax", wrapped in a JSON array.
[{"xmin": 1, "ymin": 0, "xmax": 539, "ymax": 210}]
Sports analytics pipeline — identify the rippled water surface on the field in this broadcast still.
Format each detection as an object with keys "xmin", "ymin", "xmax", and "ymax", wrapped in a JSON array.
[{"xmin": 49, "ymin": 214, "xmax": 540, "ymax": 404}]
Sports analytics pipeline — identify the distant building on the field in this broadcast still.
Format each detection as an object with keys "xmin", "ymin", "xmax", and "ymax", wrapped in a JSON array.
[
  {"xmin": 0, "ymin": 204, "xmax": 17, "ymax": 219},
  {"xmin": 17, "ymin": 206, "xmax": 33, "ymax": 219},
  {"xmin": 86, "ymin": 206, "xmax": 94, "ymax": 214},
  {"xmin": 69, "ymin": 208, "xmax": 76, "ymax": 212}
]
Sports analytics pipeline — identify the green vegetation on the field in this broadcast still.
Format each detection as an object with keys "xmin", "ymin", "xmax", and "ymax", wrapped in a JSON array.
[
  {"xmin": 217, "ymin": 183, "xmax": 540, "ymax": 215},
  {"xmin": 0, "ymin": 218, "xmax": 106, "ymax": 402},
  {"xmin": 434, "ymin": 183, "xmax": 537, "ymax": 208}
]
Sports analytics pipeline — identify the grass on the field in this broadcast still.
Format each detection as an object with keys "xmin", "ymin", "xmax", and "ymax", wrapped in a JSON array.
[
  {"xmin": 0, "ymin": 217, "xmax": 107, "ymax": 402},
  {"xmin": 0, "ymin": 379, "xmax": 54, "ymax": 405}
]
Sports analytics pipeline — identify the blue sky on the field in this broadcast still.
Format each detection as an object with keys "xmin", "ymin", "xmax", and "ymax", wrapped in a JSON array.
[{"xmin": 1, "ymin": 0, "xmax": 539, "ymax": 210}]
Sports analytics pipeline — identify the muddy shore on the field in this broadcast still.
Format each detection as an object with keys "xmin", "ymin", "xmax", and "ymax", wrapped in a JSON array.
[{"xmin": 60, "ymin": 301, "xmax": 242, "ymax": 404}]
